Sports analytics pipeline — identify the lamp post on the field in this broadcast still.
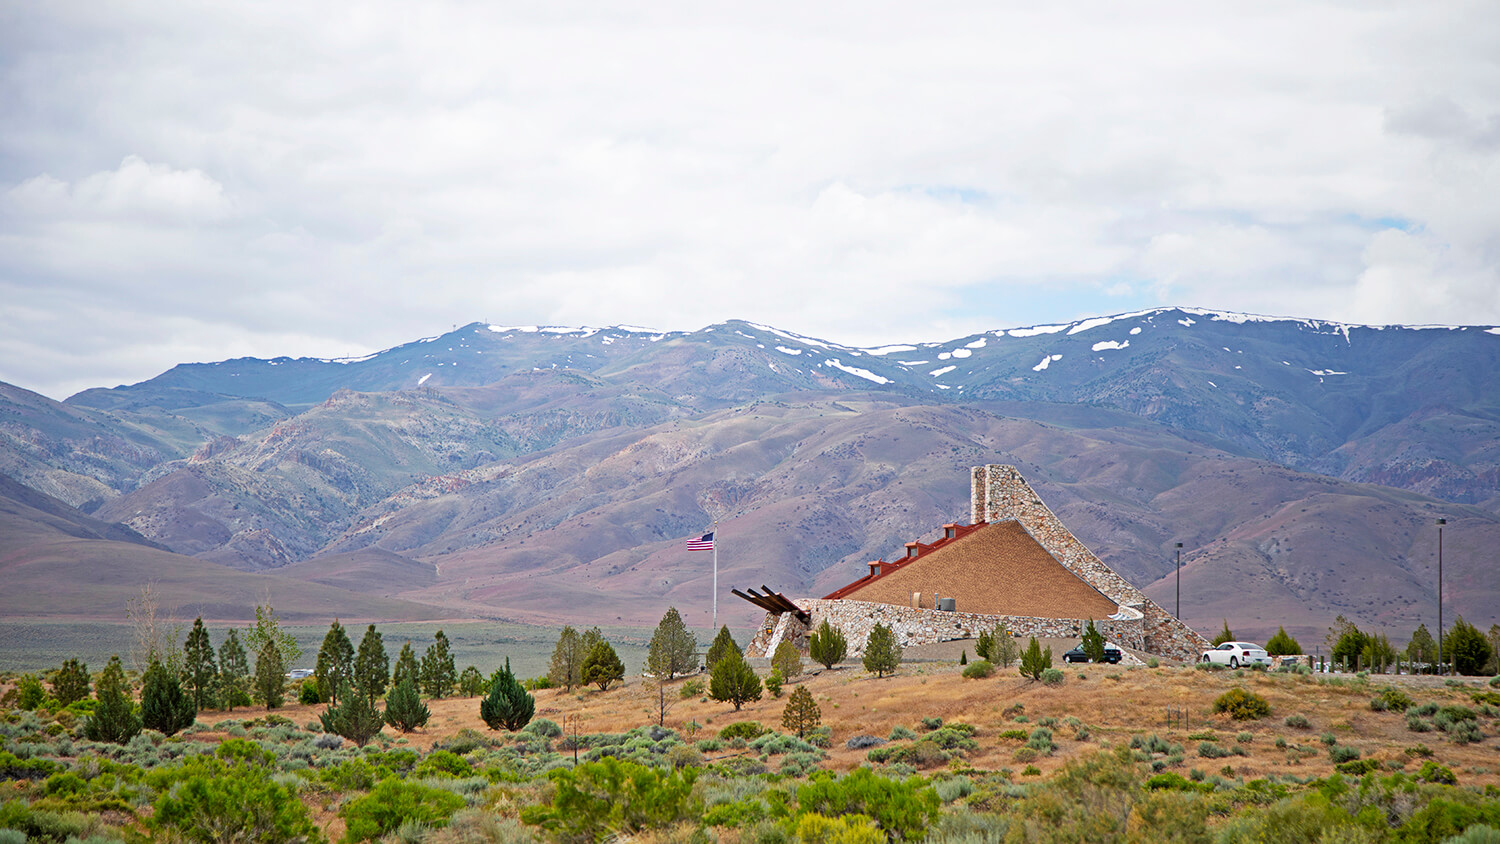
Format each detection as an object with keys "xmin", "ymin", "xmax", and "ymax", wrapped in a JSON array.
[
  {"xmin": 1437, "ymin": 518, "xmax": 1446, "ymax": 675},
  {"xmin": 1175, "ymin": 543, "xmax": 1184, "ymax": 619}
]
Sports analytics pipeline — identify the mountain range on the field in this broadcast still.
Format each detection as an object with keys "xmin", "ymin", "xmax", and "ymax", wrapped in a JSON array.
[{"xmin": 2, "ymin": 307, "xmax": 1496, "ymax": 647}]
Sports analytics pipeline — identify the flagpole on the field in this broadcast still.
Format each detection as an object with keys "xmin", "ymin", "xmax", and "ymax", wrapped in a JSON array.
[{"xmin": 712, "ymin": 519, "xmax": 719, "ymax": 633}]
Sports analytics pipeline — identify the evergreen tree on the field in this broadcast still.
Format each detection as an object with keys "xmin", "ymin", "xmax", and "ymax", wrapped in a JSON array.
[
  {"xmin": 50, "ymin": 659, "xmax": 90, "ymax": 706},
  {"xmin": 582, "ymin": 640, "xmax": 625, "ymax": 691},
  {"xmin": 781, "ymin": 684, "xmax": 821, "ymax": 739},
  {"xmin": 1444, "ymin": 616, "xmax": 1494, "ymax": 676},
  {"xmin": 771, "ymin": 638, "xmax": 803, "ymax": 679},
  {"xmin": 1487, "ymin": 624, "xmax": 1500, "ymax": 676},
  {"xmin": 1362, "ymin": 631, "xmax": 1397, "ymax": 673},
  {"xmin": 353, "ymin": 624, "xmax": 389, "ymax": 703},
  {"xmin": 807, "ymin": 619, "xmax": 847, "ymax": 672},
  {"xmin": 1329, "ymin": 616, "xmax": 1369, "ymax": 671},
  {"xmin": 217, "ymin": 629, "xmax": 250, "ymax": 711},
  {"xmin": 960, "ymin": 650, "xmax": 968, "ymax": 666},
  {"xmin": 708, "ymin": 647, "xmax": 762, "ymax": 711},
  {"xmin": 420, "ymin": 630, "xmax": 457, "ymax": 698},
  {"xmin": 244, "ymin": 604, "xmax": 300, "ymax": 671},
  {"xmin": 384, "ymin": 676, "xmax": 430, "ymax": 732},
  {"xmin": 992, "ymin": 624, "xmax": 1021, "ymax": 668},
  {"xmin": 1211, "ymin": 620, "xmax": 1235, "ymax": 646},
  {"xmin": 547, "ymin": 626, "xmax": 585, "ymax": 690},
  {"xmin": 458, "ymin": 665, "xmax": 487, "ymax": 697},
  {"xmin": 1264, "ymin": 627, "xmax": 1302, "ymax": 657},
  {"xmin": 705, "ymin": 625, "xmax": 741, "ymax": 672},
  {"xmin": 392, "ymin": 641, "xmax": 420, "ymax": 689},
  {"xmin": 320, "ymin": 681, "xmax": 384, "ymax": 747},
  {"xmin": 1407, "ymin": 624, "xmax": 1438, "ymax": 673},
  {"xmin": 480, "ymin": 658, "xmax": 535, "ymax": 731},
  {"xmin": 254, "ymin": 636, "xmax": 286, "ymax": 708},
  {"xmin": 315, "ymin": 620, "xmax": 355, "ymax": 705},
  {"xmin": 1019, "ymin": 636, "xmax": 1053, "ymax": 682},
  {"xmin": 182, "ymin": 616, "xmax": 218, "ymax": 710},
  {"xmin": 141, "ymin": 659, "xmax": 196, "ymax": 736},
  {"xmin": 862, "ymin": 623, "xmax": 901, "ymax": 678},
  {"xmin": 1080, "ymin": 619, "xmax": 1106, "ymax": 663},
  {"xmin": 646, "ymin": 607, "xmax": 697, "ymax": 680},
  {"xmin": 974, "ymin": 629, "xmax": 994, "ymax": 662},
  {"xmin": 84, "ymin": 655, "xmax": 141, "ymax": 744}
]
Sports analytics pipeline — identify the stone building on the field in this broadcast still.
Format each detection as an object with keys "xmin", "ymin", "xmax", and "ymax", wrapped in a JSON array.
[{"xmin": 744, "ymin": 464, "xmax": 1209, "ymax": 662}]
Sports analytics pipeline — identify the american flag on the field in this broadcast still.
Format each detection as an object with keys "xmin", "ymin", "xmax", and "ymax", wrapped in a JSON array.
[{"xmin": 686, "ymin": 531, "xmax": 714, "ymax": 551}]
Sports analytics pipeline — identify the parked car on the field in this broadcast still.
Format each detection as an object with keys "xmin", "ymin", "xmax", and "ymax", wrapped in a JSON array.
[
  {"xmin": 1063, "ymin": 643, "xmax": 1123, "ymax": 664},
  {"xmin": 286, "ymin": 668, "xmax": 314, "ymax": 680},
  {"xmin": 1199, "ymin": 642, "xmax": 1272, "ymax": 669}
]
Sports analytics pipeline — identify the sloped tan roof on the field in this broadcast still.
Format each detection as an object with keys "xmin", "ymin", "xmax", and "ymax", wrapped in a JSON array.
[{"xmin": 829, "ymin": 520, "xmax": 1118, "ymax": 619}]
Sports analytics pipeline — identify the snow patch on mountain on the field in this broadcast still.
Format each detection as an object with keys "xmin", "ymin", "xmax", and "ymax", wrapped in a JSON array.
[
  {"xmin": 1032, "ymin": 354, "xmax": 1062, "ymax": 372},
  {"xmin": 930, "ymin": 365, "xmax": 957, "ymax": 377},
  {"xmin": 824, "ymin": 359, "xmax": 890, "ymax": 384},
  {"xmin": 1092, "ymin": 340, "xmax": 1130, "ymax": 352}
]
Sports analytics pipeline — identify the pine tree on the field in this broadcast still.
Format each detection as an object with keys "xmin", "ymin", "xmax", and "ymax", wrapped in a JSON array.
[
  {"xmin": 420, "ymin": 630, "xmax": 457, "ymax": 698},
  {"xmin": 244, "ymin": 604, "xmax": 300, "ymax": 671},
  {"xmin": 708, "ymin": 648, "xmax": 762, "ymax": 711},
  {"xmin": 1081, "ymin": 619, "xmax": 1106, "ymax": 663},
  {"xmin": 809, "ymin": 619, "xmax": 848, "ymax": 669},
  {"xmin": 384, "ymin": 676, "xmax": 430, "ymax": 732},
  {"xmin": 771, "ymin": 639, "xmax": 803, "ymax": 679},
  {"xmin": 647, "ymin": 607, "xmax": 697, "ymax": 680},
  {"xmin": 992, "ymin": 623, "xmax": 1021, "ymax": 668},
  {"xmin": 862, "ymin": 623, "xmax": 901, "ymax": 678},
  {"xmin": 141, "ymin": 659, "xmax": 196, "ymax": 736},
  {"xmin": 315, "ymin": 620, "xmax": 356, "ymax": 705},
  {"xmin": 582, "ymin": 640, "xmax": 625, "ymax": 691},
  {"xmin": 217, "ymin": 629, "xmax": 250, "ymax": 711},
  {"xmin": 1019, "ymin": 636, "xmax": 1052, "ymax": 682},
  {"xmin": 254, "ymin": 636, "xmax": 286, "ymax": 708},
  {"xmin": 960, "ymin": 651, "xmax": 968, "ymax": 666},
  {"xmin": 84, "ymin": 655, "xmax": 141, "ymax": 744},
  {"xmin": 1406, "ymin": 624, "xmax": 1437, "ymax": 673},
  {"xmin": 393, "ymin": 641, "xmax": 420, "ymax": 689},
  {"xmin": 705, "ymin": 625, "xmax": 741, "ymax": 672},
  {"xmin": 1265, "ymin": 627, "xmax": 1302, "ymax": 658},
  {"xmin": 1212, "ymin": 620, "xmax": 1235, "ymax": 647},
  {"xmin": 353, "ymin": 624, "xmax": 389, "ymax": 703},
  {"xmin": 320, "ymin": 680, "xmax": 385, "ymax": 747},
  {"xmin": 1444, "ymin": 616, "xmax": 1494, "ymax": 676},
  {"xmin": 458, "ymin": 665, "xmax": 487, "ymax": 696},
  {"xmin": 480, "ymin": 658, "xmax": 535, "ymax": 731},
  {"xmin": 182, "ymin": 616, "xmax": 218, "ymax": 710},
  {"xmin": 548, "ymin": 626, "xmax": 585, "ymax": 690},
  {"xmin": 781, "ymin": 684, "xmax": 821, "ymax": 739},
  {"xmin": 50, "ymin": 659, "xmax": 90, "ymax": 706}
]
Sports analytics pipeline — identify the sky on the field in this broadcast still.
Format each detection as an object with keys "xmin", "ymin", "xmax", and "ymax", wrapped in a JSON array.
[{"xmin": 2, "ymin": 3, "xmax": 1499, "ymax": 400}]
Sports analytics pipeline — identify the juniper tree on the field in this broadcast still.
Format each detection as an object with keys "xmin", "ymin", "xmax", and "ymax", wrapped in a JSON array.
[
  {"xmin": 384, "ymin": 676, "xmax": 430, "ymax": 732},
  {"xmin": 709, "ymin": 647, "xmax": 762, "ymax": 711},
  {"xmin": 809, "ymin": 619, "xmax": 848, "ymax": 669},
  {"xmin": 705, "ymin": 625, "xmax": 741, "ymax": 672},
  {"xmin": 84, "ymin": 655, "xmax": 141, "ymax": 744},
  {"xmin": 51, "ymin": 659, "xmax": 90, "ymax": 706},
  {"xmin": 1212, "ymin": 620, "xmax": 1235, "ymax": 647},
  {"xmin": 183, "ymin": 616, "xmax": 218, "ymax": 710},
  {"xmin": 647, "ymin": 607, "xmax": 697, "ymax": 680},
  {"xmin": 1019, "ymin": 636, "xmax": 1052, "ymax": 682},
  {"xmin": 1264, "ymin": 627, "xmax": 1302, "ymax": 657},
  {"xmin": 254, "ymin": 636, "xmax": 286, "ymax": 708},
  {"xmin": 975, "ymin": 628, "xmax": 995, "ymax": 662},
  {"xmin": 582, "ymin": 639, "xmax": 625, "ymax": 691},
  {"xmin": 458, "ymin": 665, "xmax": 487, "ymax": 697},
  {"xmin": 393, "ymin": 641, "xmax": 420, "ymax": 689},
  {"xmin": 1444, "ymin": 617, "xmax": 1493, "ymax": 676},
  {"xmin": 862, "ymin": 623, "xmax": 901, "ymax": 678},
  {"xmin": 771, "ymin": 639, "xmax": 803, "ymax": 679},
  {"xmin": 781, "ymin": 684, "xmax": 821, "ymax": 739},
  {"xmin": 480, "ymin": 658, "xmax": 534, "ymax": 731},
  {"xmin": 315, "ymin": 620, "xmax": 355, "ymax": 705},
  {"xmin": 244, "ymin": 604, "xmax": 300, "ymax": 671},
  {"xmin": 141, "ymin": 659, "xmax": 196, "ymax": 736},
  {"xmin": 1407, "ymin": 624, "xmax": 1437, "ymax": 673},
  {"xmin": 991, "ymin": 623, "xmax": 1021, "ymax": 668},
  {"xmin": 320, "ymin": 680, "xmax": 384, "ymax": 747},
  {"xmin": 547, "ymin": 626, "xmax": 586, "ymax": 690},
  {"xmin": 421, "ymin": 630, "xmax": 457, "ymax": 698},
  {"xmin": 217, "ymin": 628, "xmax": 250, "ymax": 711},
  {"xmin": 1080, "ymin": 619, "xmax": 1106, "ymax": 663},
  {"xmin": 353, "ymin": 624, "xmax": 389, "ymax": 703}
]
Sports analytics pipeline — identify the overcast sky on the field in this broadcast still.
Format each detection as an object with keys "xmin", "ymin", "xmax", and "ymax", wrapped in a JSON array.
[{"xmin": 3, "ymin": 3, "xmax": 1498, "ymax": 400}]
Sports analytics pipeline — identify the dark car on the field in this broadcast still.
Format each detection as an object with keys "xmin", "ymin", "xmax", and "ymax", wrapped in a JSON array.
[{"xmin": 1063, "ymin": 643, "xmax": 1123, "ymax": 664}]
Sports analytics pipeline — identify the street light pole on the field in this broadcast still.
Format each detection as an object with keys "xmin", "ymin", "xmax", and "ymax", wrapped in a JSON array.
[
  {"xmin": 1175, "ymin": 543, "xmax": 1184, "ymax": 619},
  {"xmin": 1437, "ymin": 518, "xmax": 1446, "ymax": 675}
]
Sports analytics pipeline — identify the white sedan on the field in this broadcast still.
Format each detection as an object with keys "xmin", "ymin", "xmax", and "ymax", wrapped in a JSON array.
[{"xmin": 1199, "ymin": 641, "xmax": 1273, "ymax": 669}]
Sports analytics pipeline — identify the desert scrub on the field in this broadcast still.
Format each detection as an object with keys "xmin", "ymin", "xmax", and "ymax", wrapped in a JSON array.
[
  {"xmin": 1369, "ymin": 687, "xmax": 1414, "ymax": 712},
  {"xmin": 1328, "ymin": 744, "xmax": 1361, "ymax": 764},
  {"xmin": 718, "ymin": 721, "xmax": 768, "ymax": 741},
  {"xmin": 888, "ymin": 725, "xmax": 916, "ymax": 741},
  {"xmin": 1284, "ymin": 714, "xmax": 1311, "ymax": 729},
  {"xmin": 1214, "ymin": 687, "xmax": 1271, "ymax": 720},
  {"xmin": 961, "ymin": 659, "xmax": 995, "ymax": 679},
  {"xmin": 1197, "ymin": 742, "xmax": 1234, "ymax": 759},
  {"xmin": 1026, "ymin": 728, "xmax": 1055, "ymax": 755},
  {"xmin": 1040, "ymin": 668, "xmax": 1065, "ymax": 686}
]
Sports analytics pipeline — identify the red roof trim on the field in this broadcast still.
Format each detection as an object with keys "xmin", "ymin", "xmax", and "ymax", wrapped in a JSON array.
[{"xmin": 822, "ymin": 521, "xmax": 988, "ymax": 600}]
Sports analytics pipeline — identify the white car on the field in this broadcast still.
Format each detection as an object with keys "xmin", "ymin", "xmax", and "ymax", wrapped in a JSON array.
[{"xmin": 1199, "ymin": 641, "xmax": 1272, "ymax": 669}]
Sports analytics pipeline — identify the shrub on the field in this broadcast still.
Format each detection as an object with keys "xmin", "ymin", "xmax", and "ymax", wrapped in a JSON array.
[
  {"xmin": 524, "ymin": 718, "xmax": 562, "ymax": 739},
  {"xmin": 1328, "ymin": 745, "xmax": 1360, "ymax": 764},
  {"xmin": 1336, "ymin": 758, "xmax": 1379, "ymax": 775},
  {"xmin": 961, "ymin": 659, "xmax": 994, "ymax": 679},
  {"xmin": 679, "ymin": 679, "xmax": 705, "ymax": 700},
  {"xmin": 1026, "ymin": 727, "xmax": 1055, "ymax": 755},
  {"xmin": 720, "ymin": 721, "xmax": 769, "ymax": 741},
  {"xmin": 1041, "ymin": 667, "xmax": 1065, "ymax": 686},
  {"xmin": 921, "ymin": 716, "xmax": 943, "ymax": 730},
  {"xmin": 341, "ymin": 776, "xmax": 467, "ymax": 841},
  {"xmin": 847, "ymin": 735, "xmax": 885, "ymax": 750},
  {"xmin": 1407, "ymin": 714, "xmax": 1434, "ymax": 733},
  {"xmin": 520, "ymin": 757, "xmax": 699, "ymax": 841},
  {"xmin": 1447, "ymin": 719, "xmax": 1483, "ymax": 745},
  {"xmin": 1198, "ymin": 742, "xmax": 1232, "ymax": 759},
  {"xmin": 1284, "ymin": 714, "xmax": 1311, "ymax": 729},
  {"xmin": 795, "ymin": 767, "xmax": 940, "ymax": 842},
  {"xmin": 1417, "ymin": 760, "xmax": 1458, "ymax": 784},
  {"xmin": 298, "ymin": 679, "xmax": 322, "ymax": 705},
  {"xmin": 1371, "ymin": 687, "xmax": 1414, "ymax": 712},
  {"xmin": 765, "ymin": 669, "xmax": 784, "ymax": 698},
  {"xmin": 1013, "ymin": 746, "xmax": 1038, "ymax": 763},
  {"xmin": 1213, "ymin": 687, "xmax": 1270, "ymax": 720},
  {"xmin": 152, "ymin": 746, "xmax": 318, "ymax": 843},
  {"xmin": 888, "ymin": 725, "xmax": 916, "ymax": 741}
]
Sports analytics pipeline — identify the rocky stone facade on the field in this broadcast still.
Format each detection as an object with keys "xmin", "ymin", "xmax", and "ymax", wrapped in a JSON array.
[{"xmin": 746, "ymin": 464, "xmax": 1210, "ymax": 662}]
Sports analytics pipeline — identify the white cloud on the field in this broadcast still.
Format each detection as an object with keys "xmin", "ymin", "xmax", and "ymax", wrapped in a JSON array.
[{"xmin": 1, "ymin": 2, "xmax": 1499, "ymax": 398}]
